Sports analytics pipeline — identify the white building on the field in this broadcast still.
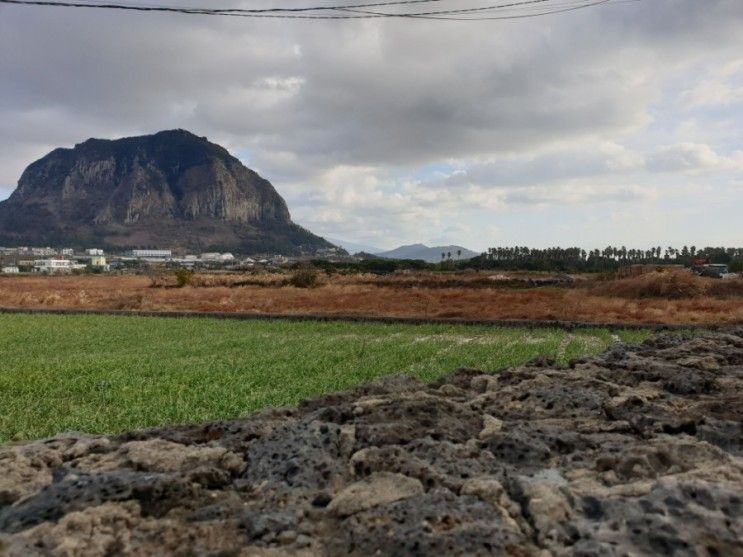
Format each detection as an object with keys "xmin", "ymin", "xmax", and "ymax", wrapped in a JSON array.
[
  {"xmin": 200, "ymin": 252, "xmax": 235, "ymax": 262},
  {"xmin": 1, "ymin": 266, "xmax": 19, "ymax": 274},
  {"xmin": 61, "ymin": 248, "xmax": 74, "ymax": 256},
  {"xmin": 86, "ymin": 248, "xmax": 104, "ymax": 256},
  {"xmin": 34, "ymin": 259, "xmax": 73, "ymax": 273},
  {"xmin": 90, "ymin": 255, "xmax": 107, "ymax": 268},
  {"xmin": 131, "ymin": 249, "xmax": 172, "ymax": 259},
  {"xmin": 31, "ymin": 247, "xmax": 57, "ymax": 257}
]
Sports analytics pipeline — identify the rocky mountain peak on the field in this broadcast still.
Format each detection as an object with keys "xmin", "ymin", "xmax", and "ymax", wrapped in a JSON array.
[{"xmin": 0, "ymin": 130, "xmax": 330, "ymax": 254}]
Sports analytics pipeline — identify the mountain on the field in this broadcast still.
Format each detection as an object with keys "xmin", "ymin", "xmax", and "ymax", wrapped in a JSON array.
[
  {"xmin": 326, "ymin": 237, "xmax": 383, "ymax": 255},
  {"xmin": 0, "ymin": 130, "xmax": 332, "ymax": 254},
  {"xmin": 376, "ymin": 243, "xmax": 479, "ymax": 263}
]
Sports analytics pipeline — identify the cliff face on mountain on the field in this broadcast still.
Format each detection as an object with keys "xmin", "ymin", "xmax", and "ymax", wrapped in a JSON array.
[{"xmin": 0, "ymin": 130, "xmax": 331, "ymax": 254}]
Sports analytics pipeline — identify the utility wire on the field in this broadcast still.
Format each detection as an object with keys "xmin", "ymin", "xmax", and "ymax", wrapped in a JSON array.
[
  {"xmin": 341, "ymin": 0, "xmax": 553, "ymax": 17},
  {"xmin": 389, "ymin": 0, "xmax": 614, "ymax": 20},
  {"xmin": 0, "ymin": 0, "xmax": 442, "ymax": 13},
  {"xmin": 0, "ymin": 0, "xmax": 403, "ymax": 19},
  {"xmin": 0, "ymin": 0, "xmax": 623, "ymax": 20}
]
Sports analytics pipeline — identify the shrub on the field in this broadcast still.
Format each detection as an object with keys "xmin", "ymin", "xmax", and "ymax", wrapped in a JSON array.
[
  {"xmin": 148, "ymin": 273, "xmax": 170, "ymax": 288},
  {"xmin": 708, "ymin": 276, "xmax": 743, "ymax": 298},
  {"xmin": 591, "ymin": 270, "xmax": 705, "ymax": 299},
  {"xmin": 729, "ymin": 260, "xmax": 743, "ymax": 273},
  {"xmin": 175, "ymin": 269, "xmax": 194, "ymax": 288},
  {"xmin": 288, "ymin": 267, "xmax": 318, "ymax": 288},
  {"xmin": 595, "ymin": 271, "xmax": 618, "ymax": 282}
]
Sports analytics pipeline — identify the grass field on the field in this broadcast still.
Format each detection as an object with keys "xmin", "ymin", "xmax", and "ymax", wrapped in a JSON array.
[{"xmin": 0, "ymin": 314, "xmax": 650, "ymax": 442}]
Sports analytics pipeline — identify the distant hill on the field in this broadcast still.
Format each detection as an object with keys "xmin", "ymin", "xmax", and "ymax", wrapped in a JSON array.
[
  {"xmin": 376, "ymin": 243, "xmax": 478, "ymax": 263},
  {"xmin": 326, "ymin": 237, "xmax": 383, "ymax": 255},
  {"xmin": 0, "ymin": 129, "xmax": 332, "ymax": 255}
]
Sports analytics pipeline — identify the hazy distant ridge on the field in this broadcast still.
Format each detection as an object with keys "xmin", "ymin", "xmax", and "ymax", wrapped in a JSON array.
[
  {"xmin": 326, "ymin": 238, "xmax": 383, "ymax": 255},
  {"xmin": 376, "ymin": 243, "xmax": 478, "ymax": 263}
]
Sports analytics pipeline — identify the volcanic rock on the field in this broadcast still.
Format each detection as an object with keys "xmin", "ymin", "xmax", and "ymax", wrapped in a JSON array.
[
  {"xmin": 0, "ymin": 130, "xmax": 332, "ymax": 254},
  {"xmin": 0, "ymin": 328, "xmax": 742, "ymax": 555}
]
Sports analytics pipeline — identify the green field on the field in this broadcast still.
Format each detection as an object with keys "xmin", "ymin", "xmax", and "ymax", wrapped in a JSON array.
[{"xmin": 0, "ymin": 314, "xmax": 650, "ymax": 442}]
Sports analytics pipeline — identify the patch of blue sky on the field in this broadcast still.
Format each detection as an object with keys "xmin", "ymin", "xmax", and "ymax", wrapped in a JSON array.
[
  {"xmin": 412, "ymin": 162, "xmax": 463, "ymax": 182},
  {"xmin": 234, "ymin": 148, "xmax": 253, "ymax": 165}
]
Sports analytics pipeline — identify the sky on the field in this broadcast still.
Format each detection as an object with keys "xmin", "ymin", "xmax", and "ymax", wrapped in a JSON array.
[{"xmin": 1, "ymin": 0, "xmax": 742, "ymax": 252}]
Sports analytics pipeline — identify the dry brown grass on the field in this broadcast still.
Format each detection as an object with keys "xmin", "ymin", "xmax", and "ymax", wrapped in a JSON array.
[
  {"xmin": 588, "ymin": 270, "xmax": 743, "ymax": 299},
  {"xmin": 1, "ymin": 270, "xmax": 742, "ymax": 325},
  {"xmin": 589, "ymin": 270, "xmax": 705, "ymax": 299}
]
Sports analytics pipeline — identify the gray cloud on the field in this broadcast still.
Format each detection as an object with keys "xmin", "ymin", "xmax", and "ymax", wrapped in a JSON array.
[{"xmin": 1, "ymin": 0, "xmax": 742, "ymax": 248}]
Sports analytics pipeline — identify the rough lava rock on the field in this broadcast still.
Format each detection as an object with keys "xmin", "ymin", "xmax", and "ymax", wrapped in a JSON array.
[
  {"xmin": 1, "ymin": 329, "xmax": 742, "ymax": 555},
  {"xmin": 0, "ymin": 129, "xmax": 332, "ymax": 254}
]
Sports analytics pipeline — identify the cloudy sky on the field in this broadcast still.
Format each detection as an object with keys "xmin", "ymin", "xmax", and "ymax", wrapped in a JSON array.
[{"xmin": 1, "ymin": 0, "xmax": 742, "ymax": 251}]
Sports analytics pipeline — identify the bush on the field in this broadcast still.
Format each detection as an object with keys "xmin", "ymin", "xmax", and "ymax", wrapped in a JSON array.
[
  {"xmin": 708, "ymin": 276, "xmax": 743, "ymax": 298},
  {"xmin": 288, "ymin": 267, "xmax": 318, "ymax": 288},
  {"xmin": 591, "ymin": 270, "xmax": 705, "ymax": 299},
  {"xmin": 595, "ymin": 271, "xmax": 618, "ymax": 282},
  {"xmin": 175, "ymin": 269, "xmax": 194, "ymax": 288},
  {"xmin": 148, "ymin": 273, "xmax": 169, "ymax": 288}
]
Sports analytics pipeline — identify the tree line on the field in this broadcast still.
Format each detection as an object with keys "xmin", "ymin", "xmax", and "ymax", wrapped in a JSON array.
[{"xmin": 470, "ymin": 246, "xmax": 743, "ymax": 272}]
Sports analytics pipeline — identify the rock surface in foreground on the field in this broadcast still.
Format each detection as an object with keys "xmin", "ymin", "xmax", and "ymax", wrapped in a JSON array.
[{"xmin": 1, "ymin": 330, "xmax": 742, "ymax": 555}]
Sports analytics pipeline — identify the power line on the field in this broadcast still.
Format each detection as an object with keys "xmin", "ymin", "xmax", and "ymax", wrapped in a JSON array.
[
  {"xmin": 341, "ymin": 0, "xmax": 553, "ymax": 17},
  {"xmin": 214, "ymin": 0, "xmax": 445, "ymax": 14},
  {"xmin": 0, "ymin": 0, "xmax": 624, "ymax": 20},
  {"xmin": 0, "ymin": 0, "xmax": 426, "ymax": 19},
  {"xmin": 0, "ymin": 0, "xmax": 441, "ymax": 14},
  {"xmin": 396, "ymin": 0, "xmax": 615, "ymax": 20}
]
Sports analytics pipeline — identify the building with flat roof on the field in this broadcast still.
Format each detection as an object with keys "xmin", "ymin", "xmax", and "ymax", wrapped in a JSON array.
[
  {"xmin": 31, "ymin": 247, "xmax": 57, "ymax": 257},
  {"xmin": 34, "ymin": 259, "xmax": 73, "ymax": 273},
  {"xmin": 130, "ymin": 249, "xmax": 172, "ymax": 259},
  {"xmin": 90, "ymin": 255, "xmax": 107, "ymax": 268},
  {"xmin": 200, "ymin": 252, "xmax": 235, "ymax": 262}
]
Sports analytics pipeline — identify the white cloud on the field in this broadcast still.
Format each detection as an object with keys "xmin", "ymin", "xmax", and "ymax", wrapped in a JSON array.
[
  {"xmin": 682, "ymin": 80, "xmax": 743, "ymax": 109},
  {"xmin": 1, "ymin": 0, "xmax": 742, "ymax": 249},
  {"xmin": 681, "ymin": 60, "xmax": 743, "ymax": 109},
  {"xmin": 646, "ymin": 143, "xmax": 743, "ymax": 173}
]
